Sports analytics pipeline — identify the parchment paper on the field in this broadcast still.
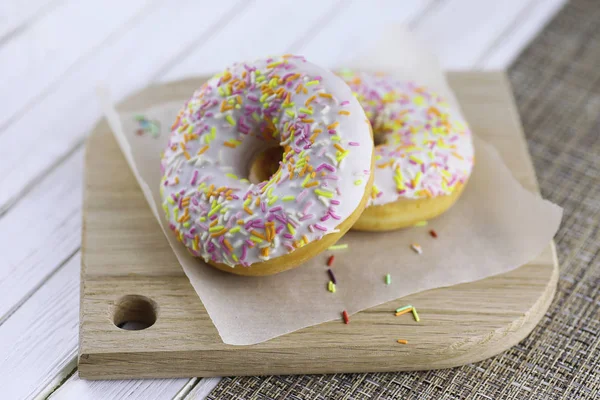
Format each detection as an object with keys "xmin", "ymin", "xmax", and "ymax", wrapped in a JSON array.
[{"xmin": 96, "ymin": 26, "xmax": 562, "ymax": 345}]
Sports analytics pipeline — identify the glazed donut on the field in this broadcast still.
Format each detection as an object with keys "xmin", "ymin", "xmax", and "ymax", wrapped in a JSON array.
[
  {"xmin": 160, "ymin": 56, "xmax": 374, "ymax": 276},
  {"xmin": 338, "ymin": 70, "xmax": 474, "ymax": 231}
]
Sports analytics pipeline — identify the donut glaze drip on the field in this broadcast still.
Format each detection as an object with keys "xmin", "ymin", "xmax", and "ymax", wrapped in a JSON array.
[
  {"xmin": 161, "ymin": 56, "xmax": 372, "ymax": 267},
  {"xmin": 338, "ymin": 70, "xmax": 474, "ymax": 206}
]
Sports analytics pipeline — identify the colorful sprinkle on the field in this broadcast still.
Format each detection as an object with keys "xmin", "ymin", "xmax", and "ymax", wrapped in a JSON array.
[
  {"xmin": 397, "ymin": 339, "xmax": 408, "ymax": 344},
  {"xmin": 410, "ymin": 243, "xmax": 422, "ymax": 255},
  {"xmin": 328, "ymin": 281, "xmax": 336, "ymax": 293},
  {"xmin": 395, "ymin": 305, "xmax": 412, "ymax": 313},
  {"xmin": 327, "ymin": 255, "xmax": 335, "ymax": 267},
  {"xmin": 342, "ymin": 310, "xmax": 350, "ymax": 324},
  {"xmin": 225, "ymin": 115, "xmax": 236, "ymax": 126},
  {"xmin": 314, "ymin": 189, "xmax": 334, "ymax": 198},
  {"xmin": 412, "ymin": 307, "xmax": 420, "ymax": 322},
  {"xmin": 327, "ymin": 268, "xmax": 337, "ymax": 284},
  {"xmin": 395, "ymin": 308, "xmax": 413, "ymax": 317},
  {"xmin": 429, "ymin": 229, "xmax": 438, "ymax": 238},
  {"xmin": 385, "ymin": 274, "xmax": 391, "ymax": 285},
  {"xmin": 328, "ymin": 244, "xmax": 348, "ymax": 251},
  {"xmin": 134, "ymin": 115, "xmax": 161, "ymax": 138}
]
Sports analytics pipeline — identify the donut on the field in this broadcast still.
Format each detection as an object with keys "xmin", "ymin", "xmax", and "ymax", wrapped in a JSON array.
[
  {"xmin": 337, "ymin": 70, "xmax": 474, "ymax": 231},
  {"xmin": 160, "ymin": 56, "xmax": 374, "ymax": 276}
]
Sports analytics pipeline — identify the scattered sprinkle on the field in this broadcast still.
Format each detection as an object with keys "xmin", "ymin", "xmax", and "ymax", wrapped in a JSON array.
[
  {"xmin": 329, "ymin": 244, "xmax": 348, "ymax": 251},
  {"xmin": 414, "ymin": 220, "xmax": 428, "ymax": 227},
  {"xmin": 385, "ymin": 274, "xmax": 391, "ymax": 285},
  {"xmin": 328, "ymin": 281, "xmax": 336, "ymax": 293},
  {"xmin": 395, "ymin": 308, "xmax": 413, "ymax": 317},
  {"xmin": 327, "ymin": 268, "xmax": 337, "ymax": 284},
  {"xmin": 429, "ymin": 229, "xmax": 438, "ymax": 238},
  {"xmin": 134, "ymin": 115, "xmax": 161, "ymax": 138},
  {"xmin": 412, "ymin": 307, "xmax": 420, "ymax": 322},
  {"xmin": 397, "ymin": 339, "xmax": 408, "ymax": 345},
  {"xmin": 410, "ymin": 243, "xmax": 422, "ymax": 255},
  {"xmin": 327, "ymin": 255, "xmax": 335, "ymax": 267},
  {"xmin": 395, "ymin": 305, "xmax": 412, "ymax": 313},
  {"xmin": 342, "ymin": 310, "xmax": 350, "ymax": 324}
]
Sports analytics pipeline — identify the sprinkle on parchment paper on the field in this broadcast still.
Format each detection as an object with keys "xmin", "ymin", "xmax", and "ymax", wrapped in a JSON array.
[{"xmin": 134, "ymin": 115, "xmax": 161, "ymax": 138}]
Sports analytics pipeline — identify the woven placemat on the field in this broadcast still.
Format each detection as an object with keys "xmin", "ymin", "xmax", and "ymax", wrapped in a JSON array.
[{"xmin": 207, "ymin": 1, "xmax": 600, "ymax": 398}]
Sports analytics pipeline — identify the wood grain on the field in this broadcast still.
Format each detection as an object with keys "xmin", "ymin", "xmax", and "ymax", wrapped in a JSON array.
[{"xmin": 78, "ymin": 72, "xmax": 558, "ymax": 380}]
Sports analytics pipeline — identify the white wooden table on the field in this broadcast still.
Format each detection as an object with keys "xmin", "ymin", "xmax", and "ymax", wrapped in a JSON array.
[{"xmin": 0, "ymin": 1, "xmax": 565, "ymax": 399}]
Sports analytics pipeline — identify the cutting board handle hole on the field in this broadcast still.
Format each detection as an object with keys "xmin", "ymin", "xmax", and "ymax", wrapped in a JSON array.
[{"xmin": 113, "ymin": 295, "xmax": 157, "ymax": 331}]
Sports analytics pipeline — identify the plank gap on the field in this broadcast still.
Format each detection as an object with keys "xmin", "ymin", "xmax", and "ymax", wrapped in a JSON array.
[{"xmin": 0, "ymin": 246, "xmax": 80, "ymax": 326}]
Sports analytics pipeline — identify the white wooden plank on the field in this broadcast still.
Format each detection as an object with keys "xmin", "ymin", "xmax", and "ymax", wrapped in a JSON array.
[
  {"xmin": 0, "ymin": 254, "xmax": 79, "ymax": 400},
  {"xmin": 48, "ymin": 372, "xmax": 190, "ymax": 400},
  {"xmin": 100, "ymin": 0, "xmax": 246, "ymax": 96},
  {"xmin": 294, "ymin": 0, "xmax": 431, "ymax": 69},
  {"xmin": 411, "ymin": 0, "xmax": 537, "ymax": 69},
  {"xmin": 0, "ymin": 0, "xmax": 241, "ymax": 213},
  {"xmin": 160, "ymin": 0, "xmax": 343, "ymax": 81},
  {"xmin": 479, "ymin": 0, "xmax": 566, "ymax": 69},
  {"xmin": 183, "ymin": 378, "xmax": 222, "ymax": 400},
  {"xmin": 0, "ymin": 0, "xmax": 58, "ymax": 41},
  {"xmin": 0, "ymin": 0, "xmax": 153, "ymax": 130},
  {"xmin": 0, "ymin": 148, "xmax": 82, "ymax": 323}
]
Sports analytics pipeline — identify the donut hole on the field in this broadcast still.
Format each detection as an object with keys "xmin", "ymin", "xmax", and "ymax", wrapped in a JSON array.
[
  {"xmin": 373, "ymin": 134, "xmax": 386, "ymax": 146},
  {"xmin": 247, "ymin": 146, "xmax": 285, "ymax": 184}
]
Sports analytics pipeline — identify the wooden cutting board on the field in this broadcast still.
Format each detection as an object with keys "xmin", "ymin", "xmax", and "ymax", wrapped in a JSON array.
[{"xmin": 79, "ymin": 72, "xmax": 558, "ymax": 380}]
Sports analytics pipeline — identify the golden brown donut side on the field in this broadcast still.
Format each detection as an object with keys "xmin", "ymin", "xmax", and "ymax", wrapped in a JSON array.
[{"xmin": 352, "ymin": 181, "xmax": 466, "ymax": 232}]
